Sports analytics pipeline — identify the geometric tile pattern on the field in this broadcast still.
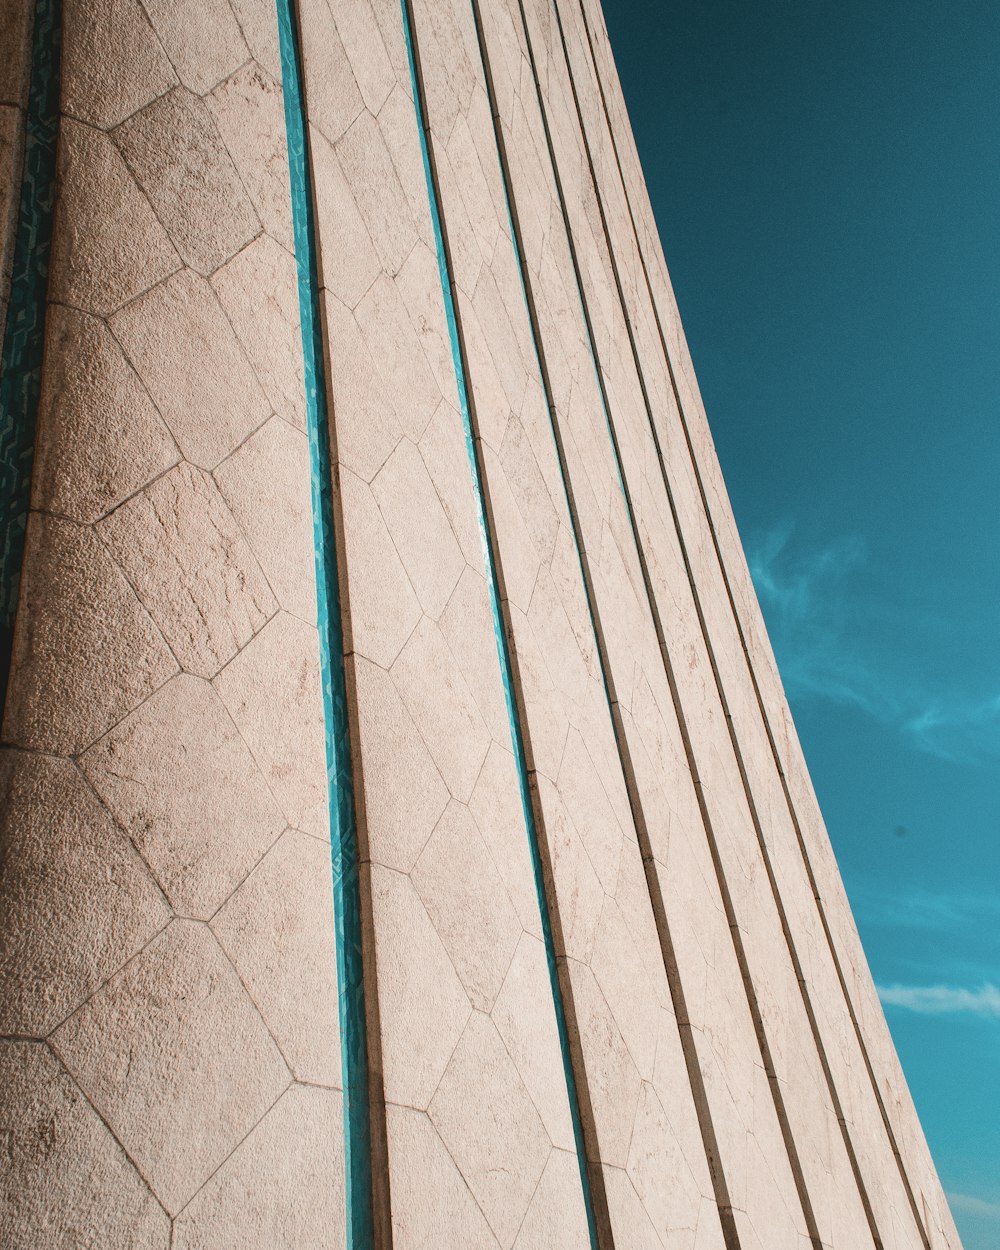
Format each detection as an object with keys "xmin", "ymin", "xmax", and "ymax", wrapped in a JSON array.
[{"xmin": 0, "ymin": 0, "xmax": 962, "ymax": 1247}]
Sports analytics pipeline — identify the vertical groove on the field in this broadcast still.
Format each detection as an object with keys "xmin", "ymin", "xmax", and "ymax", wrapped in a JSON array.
[
  {"xmin": 0, "ymin": 0, "xmax": 61, "ymax": 713},
  {"xmin": 573, "ymin": 4, "xmax": 935, "ymax": 1244},
  {"xmin": 546, "ymin": 0, "xmax": 885, "ymax": 1242},
  {"xmin": 398, "ymin": 2, "xmax": 605, "ymax": 1245},
  {"xmin": 467, "ymin": 2, "xmax": 743, "ymax": 1245},
  {"xmin": 510, "ymin": 0, "xmax": 837, "ymax": 1244},
  {"xmin": 275, "ymin": 4, "xmax": 378, "ymax": 1246}
]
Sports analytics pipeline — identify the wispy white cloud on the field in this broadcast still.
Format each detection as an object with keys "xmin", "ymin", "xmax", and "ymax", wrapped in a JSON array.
[
  {"xmin": 946, "ymin": 1192, "xmax": 1000, "ymax": 1220},
  {"xmin": 877, "ymin": 982, "xmax": 1000, "ymax": 1017},
  {"xmin": 748, "ymin": 522, "xmax": 1000, "ymax": 762}
]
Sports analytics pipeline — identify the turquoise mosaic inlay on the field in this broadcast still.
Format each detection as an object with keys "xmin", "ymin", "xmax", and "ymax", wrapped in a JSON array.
[
  {"xmin": 0, "ymin": 0, "xmax": 61, "ymax": 709},
  {"xmin": 274, "ymin": 3, "xmax": 374, "ymax": 1244}
]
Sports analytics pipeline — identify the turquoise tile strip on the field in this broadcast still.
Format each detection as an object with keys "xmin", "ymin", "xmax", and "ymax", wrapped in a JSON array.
[
  {"xmin": 0, "ymin": 0, "xmax": 61, "ymax": 710},
  {"xmin": 399, "ymin": 3, "xmax": 599, "ymax": 1246},
  {"xmin": 274, "ymin": 3, "xmax": 374, "ymax": 1245}
]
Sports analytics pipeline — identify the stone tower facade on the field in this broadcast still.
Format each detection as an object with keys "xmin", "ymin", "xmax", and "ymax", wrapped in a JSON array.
[{"xmin": 0, "ymin": 1, "xmax": 961, "ymax": 1248}]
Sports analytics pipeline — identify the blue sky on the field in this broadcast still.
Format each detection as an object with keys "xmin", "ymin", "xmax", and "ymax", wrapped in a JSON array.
[{"xmin": 601, "ymin": 1, "xmax": 1000, "ymax": 1245}]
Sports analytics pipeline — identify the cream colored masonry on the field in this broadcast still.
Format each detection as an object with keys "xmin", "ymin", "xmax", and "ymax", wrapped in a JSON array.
[{"xmin": 0, "ymin": 0, "xmax": 960, "ymax": 1248}]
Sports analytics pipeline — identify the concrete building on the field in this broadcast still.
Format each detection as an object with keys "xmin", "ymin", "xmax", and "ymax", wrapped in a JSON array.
[{"xmin": 0, "ymin": 0, "xmax": 961, "ymax": 1247}]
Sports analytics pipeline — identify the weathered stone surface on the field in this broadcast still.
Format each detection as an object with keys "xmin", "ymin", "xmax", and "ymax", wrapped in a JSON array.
[
  {"xmin": 208, "ymin": 61, "xmax": 294, "ymax": 253},
  {"xmin": 213, "ymin": 613, "xmax": 328, "ymax": 839},
  {"xmin": 49, "ymin": 118, "xmax": 179, "ymax": 316},
  {"xmin": 0, "ymin": 1041, "xmax": 169, "ymax": 1250},
  {"xmin": 141, "ymin": 0, "xmax": 250, "ymax": 96},
  {"xmin": 2, "ymin": 514, "xmax": 178, "ymax": 755},
  {"xmin": 80, "ymin": 674, "xmax": 284, "ymax": 919},
  {"xmin": 213, "ymin": 830, "xmax": 342, "ymax": 1085},
  {"xmin": 214, "ymin": 416, "xmax": 317, "ymax": 623},
  {"xmin": 51, "ymin": 919, "xmax": 290, "ymax": 1216},
  {"xmin": 111, "ymin": 267, "xmax": 269, "ymax": 468},
  {"xmin": 211, "ymin": 233, "xmax": 307, "ymax": 430},
  {"xmin": 173, "ymin": 1084, "xmax": 346, "ymax": 1249},
  {"xmin": 429, "ymin": 1011, "xmax": 551, "ymax": 1248},
  {"xmin": 62, "ymin": 0, "xmax": 177, "ymax": 129},
  {"xmin": 100, "ymin": 461, "xmax": 276, "ymax": 678},
  {"xmin": 0, "ymin": 751, "xmax": 170, "ymax": 1036},
  {"xmin": 33, "ymin": 305, "xmax": 179, "ymax": 524},
  {"xmin": 115, "ymin": 87, "xmax": 259, "ymax": 275}
]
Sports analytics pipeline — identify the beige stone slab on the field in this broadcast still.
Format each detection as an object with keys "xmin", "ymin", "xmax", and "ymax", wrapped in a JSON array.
[
  {"xmin": 141, "ymin": 0, "xmax": 250, "ymax": 95},
  {"xmin": 371, "ymin": 436, "xmax": 465, "ymax": 621},
  {"xmin": 329, "ymin": 0, "xmax": 395, "ymax": 116},
  {"xmin": 211, "ymin": 233, "xmax": 307, "ymax": 431},
  {"xmin": 429, "ymin": 1011, "xmax": 551, "ymax": 1249},
  {"xmin": 32, "ymin": 305, "xmax": 179, "ymax": 525},
  {"xmin": 335, "ymin": 109, "xmax": 417, "ymax": 278},
  {"xmin": 355, "ymin": 273, "xmax": 443, "ymax": 442},
  {"xmin": 512, "ymin": 1147, "xmax": 590, "ymax": 1250},
  {"xmin": 100, "ymin": 461, "xmax": 277, "ymax": 678},
  {"xmin": 228, "ymin": 0, "xmax": 282, "ymax": 80},
  {"xmin": 115, "ymin": 87, "xmax": 260, "ymax": 275},
  {"xmin": 565, "ymin": 960, "xmax": 642, "ymax": 1170},
  {"xmin": 412, "ymin": 799, "xmax": 521, "ymax": 1013},
  {"xmin": 351, "ymin": 654, "xmax": 449, "ymax": 873},
  {"xmin": 213, "ymin": 612, "xmax": 329, "ymax": 839},
  {"xmin": 207, "ymin": 61, "xmax": 294, "ymax": 253},
  {"xmin": 384, "ymin": 1103, "xmax": 501, "ymax": 1249},
  {"xmin": 49, "ymin": 117, "xmax": 179, "ymax": 317},
  {"xmin": 390, "ymin": 615, "xmax": 491, "ymax": 804},
  {"xmin": 2, "ymin": 514, "xmax": 178, "ymax": 755},
  {"xmin": 63, "ymin": 0, "xmax": 177, "ymax": 129},
  {"xmin": 469, "ymin": 742, "xmax": 544, "ymax": 942},
  {"xmin": 309, "ymin": 122, "xmax": 381, "ymax": 310},
  {"xmin": 0, "ymin": 1041, "xmax": 169, "ymax": 1250},
  {"xmin": 534, "ymin": 773, "xmax": 602, "ymax": 964},
  {"xmin": 439, "ymin": 566, "xmax": 509, "ymax": 744},
  {"xmin": 111, "ymin": 266, "xmax": 269, "ymax": 469},
  {"xmin": 369, "ymin": 863, "xmax": 472, "ymax": 1109},
  {"xmin": 213, "ymin": 830, "xmax": 341, "ymax": 1085},
  {"xmin": 0, "ymin": 751, "xmax": 171, "ymax": 1037},
  {"xmin": 80, "ymin": 673, "xmax": 284, "ymax": 920},
  {"xmin": 375, "ymin": 81, "xmax": 438, "ymax": 254},
  {"xmin": 491, "ymin": 932, "xmax": 575, "ymax": 1154},
  {"xmin": 322, "ymin": 292, "xmax": 402, "ymax": 480},
  {"xmin": 214, "ymin": 415, "xmax": 317, "ymax": 624},
  {"xmin": 339, "ymin": 466, "xmax": 421, "ymax": 668},
  {"xmin": 51, "ymin": 919, "xmax": 290, "ymax": 1215},
  {"xmin": 173, "ymin": 1084, "xmax": 346, "ymax": 1249},
  {"xmin": 297, "ymin": 0, "xmax": 364, "ymax": 146},
  {"xmin": 418, "ymin": 397, "xmax": 486, "ymax": 568}
]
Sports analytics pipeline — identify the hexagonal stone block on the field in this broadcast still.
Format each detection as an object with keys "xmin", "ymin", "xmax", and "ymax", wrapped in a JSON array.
[
  {"xmin": 213, "ymin": 830, "xmax": 342, "ymax": 1085},
  {"xmin": 51, "ymin": 920, "xmax": 290, "ymax": 1215},
  {"xmin": 80, "ymin": 674, "xmax": 284, "ymax": 919},
  {"xmin": 173, "ymin": 1085, "xmax": 345, "ymax": 1249},
  {"xmin": 0, "ymin": 751, "xmax": 170, "ymax": 1036},
  {"xmin": 0, "ymin": 1041, "xmax": 169, "ymax": 1250}
]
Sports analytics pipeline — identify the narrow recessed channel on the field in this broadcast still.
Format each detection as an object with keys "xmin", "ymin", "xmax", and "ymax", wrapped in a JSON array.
[
  {"xmin": 0, "ymin": 0, "xmax": 62, "ymax": 711},
  {"xmin": 399, "ymin": 1, "xmax": 601, "ymax": 1245},
  {"xmin": 274, "ymin": 3, "xmax": 375, "ymax": 1245}
]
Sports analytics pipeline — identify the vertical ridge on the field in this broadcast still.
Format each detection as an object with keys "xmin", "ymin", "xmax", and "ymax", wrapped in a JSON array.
[
  {"xmin": 466, "ymin": 2, "xmax": 743, "ymax": 1245},
  {"xmin": 275, "ymin": 3, "xmax": 379, "ymax": 1245},
  {"xmin": 0, "ymin": 0, "xmax": 61, "ymax": 713},
  {"xmin": 398, "ymin": 2, "xmax": 604, "ymax": 1245},
  {"xmin": 572, "ymin": 5, "xmax": 935, "ymax": 1244},
  {"xmin": 545, "ymin": 0, "xmax": 886, "ymax": 1242},
  {"xmin": 506, "ymin": 0, "xmax": 853, "ymax": 1244}
]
